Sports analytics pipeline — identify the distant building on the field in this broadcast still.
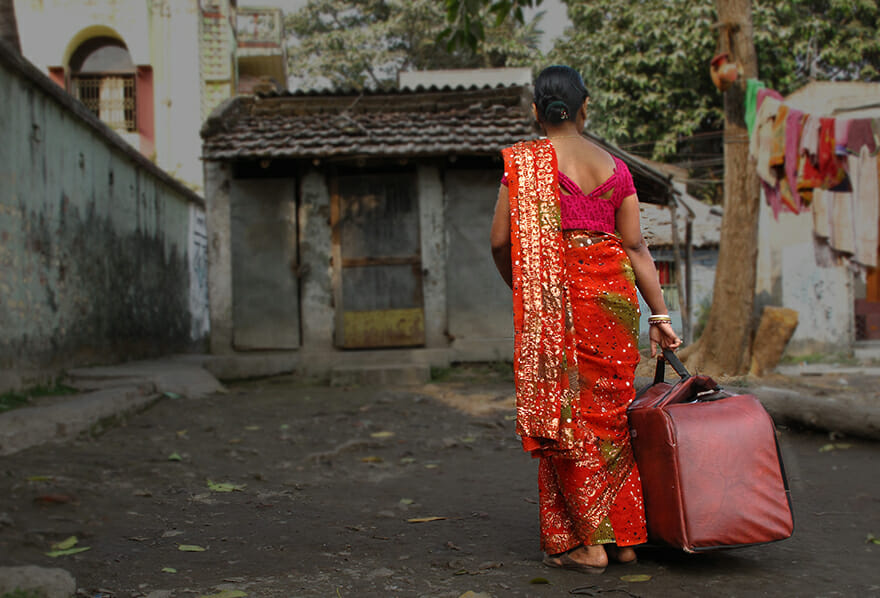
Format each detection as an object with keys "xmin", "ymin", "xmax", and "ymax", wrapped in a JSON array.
[
  {"xmin": 13, "ymin": 0, "xmax": 286, "ymax": 191},
  {"xmin": 199, "ymin": 77, "xmax": 687, "ymax": 376},
  {"xmin": 756, "ymin": 81, "xmax": 880, "ymax": 356}
]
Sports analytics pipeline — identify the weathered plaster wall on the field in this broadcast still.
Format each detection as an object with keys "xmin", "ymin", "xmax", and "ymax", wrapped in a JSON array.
[
  {"xmin": 0, "ymin": 44, "xmax": 205, "ymax": 379},
  {"xmin": 298, "ymin": 170, "xmax": 334, "ymax": 351},
  {"xmin": 445, "ymin": 169, "xmax": 514, "ymax": 361},
  {"xmin": 418, "ymin": 165, "xmax": 448, "ymax": 349},
  {"xmin": 756, "ymin": 193, "xmax": 853, "ymax": 353}
]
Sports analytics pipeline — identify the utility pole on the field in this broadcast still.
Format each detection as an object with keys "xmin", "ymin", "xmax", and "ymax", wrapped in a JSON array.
[{"xmin": 684, "ymin": 0, "xmax": 760, "ymax": 376}]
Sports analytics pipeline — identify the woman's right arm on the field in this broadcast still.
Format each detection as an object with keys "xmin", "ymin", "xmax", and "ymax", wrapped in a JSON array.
[{"xmin": 490, "ymin": 184, "xmax": 513, "ymax": 289}]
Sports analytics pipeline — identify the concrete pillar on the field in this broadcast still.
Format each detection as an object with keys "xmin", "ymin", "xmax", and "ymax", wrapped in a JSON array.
[
  {"xmin": 204, "ymin": 160, "xmax": 233, "ymax": 354},
  {"xmin": 299, "ymin": 169, "xmax": 335, "ymax": 351},
  {"xmin": 418, "ymin": 165, "xmax": 448, "ymax": 349}
]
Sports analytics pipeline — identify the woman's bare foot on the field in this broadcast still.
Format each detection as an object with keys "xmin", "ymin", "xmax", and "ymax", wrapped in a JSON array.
[
  {"xmin": 605, "ymin": 544, "xmax": 637, "ymax": 564},
  {"xmin": 556, "ymin": 544, "xmax": 609, "ymax": 568}
]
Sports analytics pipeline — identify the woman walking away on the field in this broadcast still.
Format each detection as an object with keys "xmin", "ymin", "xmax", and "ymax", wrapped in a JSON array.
[{"xmin": 490, "ymin": 65, "xmax": 681, "ymax": 573}]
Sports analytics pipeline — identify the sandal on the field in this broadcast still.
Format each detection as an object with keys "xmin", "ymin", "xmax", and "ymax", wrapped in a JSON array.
[{"xmin": 542, "ymin": 553, "xmax": 606, "ymax": 575}]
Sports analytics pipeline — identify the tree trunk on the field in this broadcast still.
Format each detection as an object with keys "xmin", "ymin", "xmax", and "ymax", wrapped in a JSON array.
[
  {"xmin": 0, "ymin": 0, "xmax": 21, "ymax": 53},
  {"xmin": 682, "ymin": 0, "xmax": 759, "ymax": 377}
]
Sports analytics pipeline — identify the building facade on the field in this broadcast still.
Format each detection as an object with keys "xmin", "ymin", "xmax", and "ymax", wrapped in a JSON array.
[
  {"xmin": 199, "ymin": 83, "xmax": 680, "ymax": 377},
  {"xmin": 13, "ymin": 0, "xmax": 286, "ymax": 192}
]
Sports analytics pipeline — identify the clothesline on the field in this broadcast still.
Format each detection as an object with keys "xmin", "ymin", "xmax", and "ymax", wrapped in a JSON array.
[{"xmin": 746, "ymin": 79, "xmax": 880, "ymax": 269}]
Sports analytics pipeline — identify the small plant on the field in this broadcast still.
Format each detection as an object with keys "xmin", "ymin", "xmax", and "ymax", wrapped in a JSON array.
[
  {"xmin": 0, "ymin": 382, "xmax": 78, "ymax": 413},
  {"xmin": 2, "ymin": 589, "xmax": 45, "ymax": 598}
]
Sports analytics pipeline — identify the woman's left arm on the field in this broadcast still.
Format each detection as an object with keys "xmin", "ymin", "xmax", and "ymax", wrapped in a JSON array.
[{"xmin": 616, "ymin": 193, "xmax": 682, "ymax": 355}]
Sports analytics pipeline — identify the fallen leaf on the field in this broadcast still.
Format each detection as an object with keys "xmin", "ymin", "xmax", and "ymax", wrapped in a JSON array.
[
  {"xmin": 370, "ymin": 431, "xmax": 394, "ymax": 439},
  {"xmin": 45, "ymin": 547, "xmax": 91, "ymax": 557},
  {"xmin": 163, "ymin": 392, "xmax": 182, "ymax": 399},
  {"xmin": 196, "ymin": 591, "xmax": 247, "ymax": 598},
  {"xmin": 207, "ymin": 480, "xmax": 245, "ymax": 492},
  {"xmin": 280, "ymin": 424, "xmax": 290, "ymax": 430},
  {"xmin": 51, "ymin": 536, "xmax": 78, "ymax": 550},
  {"xmin": 360, "ymin": 456, "xmax": 383, "ymax": 463},
  {"xmin": 460, "ymin": 436, "xmax": 476, "ymax": 443},
  {"xmin": 26, "ymin": 475, "xmax": 53, "ymax": 482},
  {"xmin": 399, "ymin": 457, "xmax": 416, "ymax": 464},
  {"xmin": 399, "ymin": 498, "xmax": 415, "ymax": 505},
  {"xmin": 33, "ymin": 494, "xmax": 74, "ymax": 505},
  {"xmin": 529, "ymin": 577, "xmax": 550, "ymax": 584},
  {"xmin": 504, "ymin": 414, "xmax": 517, "ymax": 421},
  {"xmin": 621, "ymin": 574, "xmax": 652, "ymax": 582},
  {"xmin": 244, "ymin": 425, "xmax": 260, "ymax": 431},
  {"xmin": 459, "ymin": 592, "xmax": 492, "ymax": 598},
  {"xmin": 424, "ymin": 464, "xmax": 439, "ymax": 469},
  {"xmin": 168, "ymin": 452, "xmax": 183, "ymax": 462},
  {"xmin": 407, "ymin": 516, "xmax": 446, "ymax": 523},
  {"xmin": 818, "ymin": 443, "xmax": 853, "ymax": 452},
  {"xmin": 161, "ymin": 567, "xmax": 177, "ymax": 574},
  {"xmin": 867, "ymin": 533, "xmax": 880, "ymax": 545},
  {"xmin": 178, "ymin": 544, "xmax": 207, "ymax": 552},
  {"xmin": 176, "ymin": 430, "xmax": 188, "ymax": 438}
]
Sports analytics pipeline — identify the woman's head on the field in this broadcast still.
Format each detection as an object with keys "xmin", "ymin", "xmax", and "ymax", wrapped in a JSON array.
[{"xmin": 533, "ymin": 65, "xmax": 590, "ymax": 125}]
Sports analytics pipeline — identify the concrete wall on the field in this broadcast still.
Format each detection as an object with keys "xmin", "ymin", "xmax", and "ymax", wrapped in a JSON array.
[
  {"xmin": 14, "ymin": 0, "xmax": 205, "ymax": 189},
  {"xmin": 445, "ymin": 169, "xmax": 514, "ymax": 361},
  {"xmin": 756, "ymin": 191, "xmax": 854, "ymax": 353},
  {"xmin": 0, "ymin": 42, "xmax": 206, "ymax": 383}
]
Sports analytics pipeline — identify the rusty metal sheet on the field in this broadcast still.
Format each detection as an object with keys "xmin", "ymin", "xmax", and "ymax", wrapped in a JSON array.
[{"xmin": 341, "ymin": 308, "xmax": 425, "ymax": 348}]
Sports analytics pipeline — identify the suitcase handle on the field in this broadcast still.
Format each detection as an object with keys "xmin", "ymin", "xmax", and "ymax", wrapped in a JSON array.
[
  {"xmin": 653, "ymin": 348, "xmax": 690, "ymax": 385},
  {"xmin": 650, "ymin": 349, "xmax": 725, "ymax": 409}
]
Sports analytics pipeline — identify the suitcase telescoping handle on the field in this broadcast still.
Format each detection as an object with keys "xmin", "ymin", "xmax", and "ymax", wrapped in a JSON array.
[{"xmin": 653, "ymin": 347, "xmax": 691, "ymax": 385}]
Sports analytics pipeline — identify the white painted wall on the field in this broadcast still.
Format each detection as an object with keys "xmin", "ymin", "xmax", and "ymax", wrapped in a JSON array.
[{"xmin": 14, "ymin": 0, "xmax": 206, "ymax": 191}]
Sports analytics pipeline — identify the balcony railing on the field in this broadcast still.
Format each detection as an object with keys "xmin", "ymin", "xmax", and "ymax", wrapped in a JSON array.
[{"xmin": 235, "ymin": 8, "xmax": 283, "ymax": 48}]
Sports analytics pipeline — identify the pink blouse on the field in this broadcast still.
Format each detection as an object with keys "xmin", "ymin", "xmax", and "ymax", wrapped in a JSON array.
[{"xmin": 502, "ymin": 156, "xmax": 636, "ymax": 234}]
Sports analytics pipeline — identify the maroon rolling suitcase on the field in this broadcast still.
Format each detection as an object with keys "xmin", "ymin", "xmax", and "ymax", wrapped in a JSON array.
[{"xmin": 628, "ymin": 350, "xmax": 794, "ymax": 552}]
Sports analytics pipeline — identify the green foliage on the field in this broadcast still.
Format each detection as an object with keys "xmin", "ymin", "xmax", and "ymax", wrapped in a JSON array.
[
  {"xmin": 546, "ymin": 0, "xmax": 880, "ymax": 161},
  {"xmin": 0, "ymin": 383, "xmax": 78, "ymax": 413},
  {"xmin": 286, "ymin": 0, "xmax": 543, "ymax": 90},
  {"xmin": 441, "ymin": 0, "xmax": 543, "ymax": 51},
  {"xmin": 1, "ymin": 590, "xmax": 44, "ymax": 598}
]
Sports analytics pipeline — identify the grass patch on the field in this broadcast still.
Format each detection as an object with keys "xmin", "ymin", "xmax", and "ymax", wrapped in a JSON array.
[
  {"xmin": 430, "ymin": 362, "xmax": 514, "ymax": 383},
  {"xmin": 2, "ymin": 590, "xmax": 44, "ymax": 598},
  {"xmin": 0, "ymin": 382, "xmax": 78, "ymax": 414}
]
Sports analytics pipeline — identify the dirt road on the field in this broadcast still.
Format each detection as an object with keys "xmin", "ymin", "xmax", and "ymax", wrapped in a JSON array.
[{"xmin": 1, "ymin": 366, "xmax": 878, "ymax": 597}]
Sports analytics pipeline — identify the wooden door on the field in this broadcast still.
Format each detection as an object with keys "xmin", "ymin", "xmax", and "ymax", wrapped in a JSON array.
[{"xmin": 331, "ymin": 173, "xmax": 425, "ymax": 348}]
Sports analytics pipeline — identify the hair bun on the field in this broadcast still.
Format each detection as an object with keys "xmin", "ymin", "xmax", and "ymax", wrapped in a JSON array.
[{"xmin": 545, "ymin": 100, "xmax": 570, "ymax": 122}]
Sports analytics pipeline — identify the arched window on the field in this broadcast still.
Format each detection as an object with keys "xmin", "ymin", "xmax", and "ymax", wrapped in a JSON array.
[{"xmin": 69, "ymin": 37, "xmax": 137, "ymax": 132}]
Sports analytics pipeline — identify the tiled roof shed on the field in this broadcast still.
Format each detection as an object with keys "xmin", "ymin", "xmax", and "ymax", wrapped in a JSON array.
[{"xmin": 200, "ymin": 84, "xmax": 675, "ymax": 205}]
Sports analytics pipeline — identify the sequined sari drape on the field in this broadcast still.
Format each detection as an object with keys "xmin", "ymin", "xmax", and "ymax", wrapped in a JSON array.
[{"xmin": 502, "ymin": 139, "xmax": 647, "ymax": 552}]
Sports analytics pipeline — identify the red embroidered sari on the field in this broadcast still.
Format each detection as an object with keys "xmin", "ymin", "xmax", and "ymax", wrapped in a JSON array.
[{"xmin": 502, "ymin": 139, "xmax": 647, "ymax": 553}]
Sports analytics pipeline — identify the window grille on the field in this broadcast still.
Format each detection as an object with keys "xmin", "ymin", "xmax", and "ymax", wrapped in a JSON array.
[{"xmin": 72, "ymin": 75, "xmax": 137, "ymax": 132}]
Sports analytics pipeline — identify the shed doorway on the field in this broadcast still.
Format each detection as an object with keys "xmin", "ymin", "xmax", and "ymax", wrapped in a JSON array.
[{"xmin": 331, "ymin": 173, "xmax": 425, "ymax": 349}]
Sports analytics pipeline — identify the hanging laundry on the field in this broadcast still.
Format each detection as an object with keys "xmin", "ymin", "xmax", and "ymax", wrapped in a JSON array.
[
  {"xmin": 749, "ymin": 94, "xmax": 783, "ymax": 189},
  {"xmin": 846, "ymin": 119, "xmax": 877, "ymax": 155},
  {"xmin": 829, "ymin": 190, "xmax": 856, "ymax": 256},
  {"xmin": 818, "ymin": 117, "xmax": 847, "ymax": 189},
  {"xmin": 782, "ymin": 108, "xmax": 806, "ymax": 213},
  {"xmin": 834, "ymin": 118, "xmax": 850, "ymax": 156},
  {"xmin": 797, "ymin": 115, "xmax": 822, "ymax": 203},
  {"xmin": 850, "ymin": 146, "xmax": 880, "ymax": 268},
  {"xmin": 745, "ymin": 79, "xmax": 766, "ymax": 136}
]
